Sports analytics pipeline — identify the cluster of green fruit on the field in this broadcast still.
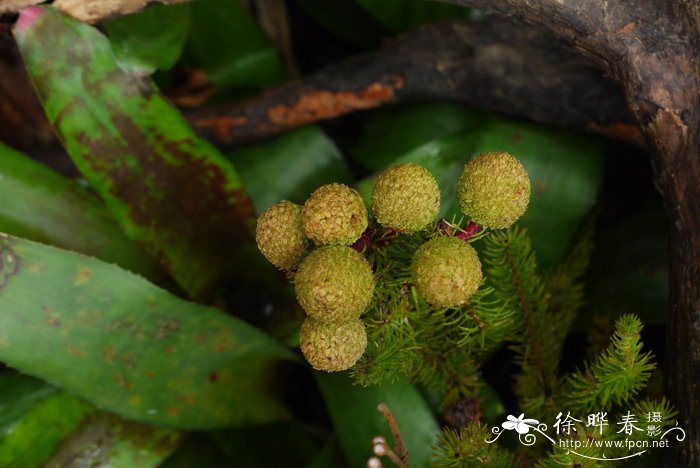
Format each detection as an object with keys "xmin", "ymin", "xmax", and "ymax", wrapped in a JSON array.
[{"xmin": 255, "ymin": 151, "xmax": 531, "ymax": 372}]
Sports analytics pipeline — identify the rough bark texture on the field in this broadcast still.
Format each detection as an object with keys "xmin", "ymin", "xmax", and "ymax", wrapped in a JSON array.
[
  {"xmin": 187, "ymin": 18, "xmax": 642, "ymax": 147},
  {"xmin": 444, "ymin": 1, "xmax": 699, "ymax": 465}
]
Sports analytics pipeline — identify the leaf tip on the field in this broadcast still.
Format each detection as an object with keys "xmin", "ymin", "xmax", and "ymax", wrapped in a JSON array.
[{"xmin": 15, "ymin": 6, "xmax": 44, "ymax": 33}]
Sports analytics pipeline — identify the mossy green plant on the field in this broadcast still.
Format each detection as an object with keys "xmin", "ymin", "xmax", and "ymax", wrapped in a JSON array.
[
  {"xmin": 295, "ymin": 245, "xmax": 375, "ymax": 322},
  {"xmin": 412, "ymin": 236, "xmax": 483, "ymax": 307},
  {"xmin": 372, "ymin": 163, "xmax": 440, "ymax": 232},
  {"xmin": 457, "ymin": 151, "xmax": 530, "ymax": 229},
  {"xmin": 302, "ymin": 183, "xmax": 368, "ymax": 245},
  {"xmin": 255, "ymin": 200, "xmax": 310, "ymax": 270},
  {"xmin": 299, "ymin": 317, "xmax": 367, "ymax": 372}
]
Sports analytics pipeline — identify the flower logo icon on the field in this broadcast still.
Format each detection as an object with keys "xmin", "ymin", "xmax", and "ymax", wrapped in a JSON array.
[{"xmin": 502, "ymin": 413, "xmax": 540, "ymax": 434}]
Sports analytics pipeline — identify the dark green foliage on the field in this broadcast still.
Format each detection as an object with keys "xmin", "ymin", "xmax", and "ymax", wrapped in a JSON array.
[
  {"xmin": 2, "ymin": 3, "xmax": 671, "ymax": 466},
  {"xmin": 352, "ymin": 225, "xmax": 514, "ymax": 405},
  {"xmin": 481, "ymin": 227, "xmax": 591, "ymax": 416},
  {"xmin": 558, "ymin": 315, "xmax": 655, "ymax": 413},
  {"xmin": 432, "ymin": 423, "xmax": 513, "ymax": 467},
  {"xmin": 316, "ymin": 373, "xmax": 439, "ymax": 468}
]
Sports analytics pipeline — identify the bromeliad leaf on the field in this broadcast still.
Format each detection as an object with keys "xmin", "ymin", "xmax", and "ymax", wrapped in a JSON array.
[
  {"xmin": 0, "ymin": 233, "xmax": 295, "ymax": 429},
  {"xmin": 0, "ymin": 142, "xmax": 162, "ymax": 281},
  {"xmin": 0, "ymin": 372, "xmax": 181, "ymax": 466},
  {"xmin": 189, "ymin": 0, "xmax": 286, "ymax": 89},
  {"xmin": 105, "ymin": 2, "xmax": 192, "ymax": 75},
  {"xmin": 14, "ymin": 6, "xmax": 259, "ymax": 301},
  {"xmin": 316, "ymin": 373, "xmax": 440, "ymax": 467}
]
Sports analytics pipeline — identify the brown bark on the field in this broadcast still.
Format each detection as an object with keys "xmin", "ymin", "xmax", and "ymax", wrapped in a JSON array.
[
  {"xmin": 187, "ymin": 18, "xmax": 642, "ymax": 147},
  {"xmin": 443, "ymin": 1, "xmax": 699, "ymax": 465}
]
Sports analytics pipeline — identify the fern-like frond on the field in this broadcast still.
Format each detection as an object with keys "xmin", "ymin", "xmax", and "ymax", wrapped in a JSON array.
[
  {"xmin": 482, "ymin": 228, "xmax": 555, "ymax": 409},
  {"xmin": 432, "ymin": 423, "xmax": 513, "ymax": 467},
  {"xmin": 557, "ymin": 314, "xmax": 655, "ymax": 413}
]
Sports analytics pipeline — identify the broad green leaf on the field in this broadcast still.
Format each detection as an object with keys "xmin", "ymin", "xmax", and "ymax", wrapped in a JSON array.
[
  {"xmin": 471, "ymin": 118, "xmax": 605, "ymax": 267},
  {"xmin": 295, "ymin": 0, "xmax": 387, "ymax": 48},
  {"xmin": 583, "ymin": 203, "xmax": 668, "ymax": 324},
  {"xmin": 189, "ymin": 0, "xmax": 285, "ymax": 89},
  {"xmin": 0, "ymin": 372, "xmax": 181, "ymax": 467},
  {"xmin": 315, "ymin": 373, "xmax": 439, "ymax": 468},
  {"xmin": 0, "ymin": 372, "xmax": 58, "ymax": 436},
  {"xmin": 45, "ymin": 412, "xmax": 182, "ymax": 467},
  {"xmin": 355, "ymin": 0, "xmax": 472, "ymax": 33},
  {"xmin": 229, "ymin": 126, "xmax": 354, "ymax": 213},
  {"xmin": 0, "ymin": 234, "xmax": 295, "ymax": 429},
  {"xmin": 0, "ymin": 142, "xmax": 162, "ymax": 281},
  {"xmin": 356, "ymin": 132, "xmax": 480, "ymax": 221},
  {"xmin": 211, "ymin": 421, "xmax": 322, "ymax": 467},
  {"xmin": 346, "ymin": 102, "xmax": 484, "ymax": 171},
  {"xmin": 161, "ymin": 433, "xmax": 233, "ymax": 467},
  {"xmin": 106, "ymin": 2, "xmax": 192, "ymax": 75},
  {"xmin": 352, "ymin": 105, "xmax": 605, "ymax": 267},
  {"xmin": 0, "ymin": 374, "xmax": 95, "ymax": 467},
  {"xmin": 15, "ymin": 7, "xmax": 261, "ymax": 300},
  {"xmin": 306, "ymin": 437, "xmax": 347, "ymax": 468}
]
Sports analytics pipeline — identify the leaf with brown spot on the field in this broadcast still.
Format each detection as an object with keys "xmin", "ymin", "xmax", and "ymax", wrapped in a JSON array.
[
  {"xmin": 0, "ymin": 234, "xmax": 295, "ymax": 428},
  {"xmin": 0, "ymin": 142, "xmax": 163, "ymax": 281},
  {"xmin": 14, "ymin": 6, "xmax": 263, "ymax": 301}
]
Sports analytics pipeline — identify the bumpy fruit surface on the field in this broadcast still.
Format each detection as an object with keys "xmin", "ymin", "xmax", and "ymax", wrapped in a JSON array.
[
  {"xmin": 255, "ymin": 200, "xmax": 310, "ymax": 269},
  {"xmin": 412, "ymin": 236, "xmax": 483, "ymax": 307},
  {"xmin": 302, "ymin": 184, "xmax": 368, "ymax": 245},
  {"xmin": 372, "ymin": 163, "xmax": 441, "ymax": 232},
  {"xmin": 295, "ymin": 246, "xmax": 374, "ymax": 322},
  {"xmin": 457, "ymin": 151, "xmax": 530, "ymax": 229},
  {"xmin": 300, "ymin": 317, "xmax": 367, "ymax": 372}
]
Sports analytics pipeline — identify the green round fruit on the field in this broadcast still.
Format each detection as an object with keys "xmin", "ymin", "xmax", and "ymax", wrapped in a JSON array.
[
  {"xmin": 412, "ymin": 236, "xmax": 483, "ymax": 307},
  {"xmin": 302, "ymin": 183, "xmax": 368, "ymax": 245},
  {"xmin": 299, "ymin": 317, "xmax": 367, "ymax": 372},
  {"xmin": 295, "ymin": 246, "xmax": 374, "ymax": 322},
  {"xmin": 457, "ymin": 151, "xmax": 530, "ymax": 229},
  {"xmin": 372, "ymin": 163, "xmax": 440, "ymax": 232},
  {"xmin": 255, "ymin": 200, "xmax": 310, "ymax": 269}
]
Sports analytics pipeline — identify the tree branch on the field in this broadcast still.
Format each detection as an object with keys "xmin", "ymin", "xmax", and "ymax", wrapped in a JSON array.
[
  {"xmin": 443, "ymin": 2, "xmax": 700, "ymax": 466},
  {"xmin": 187, "ymin": 18, "xmax": 642, "ymax": 147}
]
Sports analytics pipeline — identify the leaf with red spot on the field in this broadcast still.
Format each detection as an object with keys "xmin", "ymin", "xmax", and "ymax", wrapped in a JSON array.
[{"xmin": 14, "ymin": 6, "xmax": 262, "ymax": 301}]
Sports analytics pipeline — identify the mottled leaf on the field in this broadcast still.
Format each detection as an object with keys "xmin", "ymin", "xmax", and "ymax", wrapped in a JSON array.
[
  {"xmin": 0, "ymin": 234, "xmax": 295, "ymax": 429},
  {"xmin": 0, "ymin": 372, "xmax": 181, "ymax": 467},
  {"xmin": 315, "ymin": 373, "xmax": 439, "ymax": 468},
  {"xmin": 0, "ymin": 373, "xmax": 95, "ymax": 467},
  {"xmin": 228, "ymin": 126, "xmax": 354, "ymax": 213},
  {"xmin": 45, "ymin": 412, "xmax": 182, "ymax": 467},
  {"xmin": 0, "ymin": 142, "xmax": 162, "ymax": 281},
  {"xmin": 189, "ymin": 0, "xmax": 285, "ymax": 89},
  {"xmin": 106, "ymin": 2, "xmax": 192, "ymax": 74},
  {"xmin": 15, "ymin": 7, "xmax": 260, "ymax": 300}
]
